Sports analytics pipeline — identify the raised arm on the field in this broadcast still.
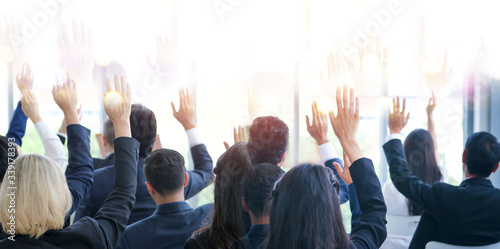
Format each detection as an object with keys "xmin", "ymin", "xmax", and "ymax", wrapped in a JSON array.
[
  {"xmin": 6, "ymin": 63, "xmax": 33, "ymax": 146},
  {"xmin": 330, "ymin": 85, "xmax": 387, "ymax": 247},
  {"xmin": 426, "ymin": 92, "xmax": 440, "ymax": 165},
  {"xmin": 91, "ymin": 75, "xmax": 139, "ymax": 248},
  {"xmin": 306, "ymin": 101, "xmax": 349, "ymax": 204},
  {"xmin": 385, "ymin": 97, "xmax": 439, "ymax": 214},
  {"xmin": 172, "ymin": 88, "xmax": 214, "ymax": 199},
  {"xmin": 22, "ymin": 90, "xmax": 68, "ymax": 171},
  {"xmin": 52, "ymin": 74, "xmax": 93, "ymax": 216}
]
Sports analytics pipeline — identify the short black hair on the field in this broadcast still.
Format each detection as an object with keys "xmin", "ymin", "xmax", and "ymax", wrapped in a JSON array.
[
  {"xmin": 247, "ymin": 116, "xmax": 289, "ymax": 165},
  {"xmin": 130, "ymin": 104, "xmax": 157, "ymax": 157},
  {"xmin": 465, "ymin": 132, "xmax": 500, "ymax": 177},
  {"xmin": 102, "ymin": 118, "xmax": 115, "ymax": 147},
  {"xmin": 0, "ymin": 136, "xmax": 18, "ymax": 182},
  {"xmin": 242, "ymin": 163, "xmax": 284, "ymax": 217},
  {"xmin": 143, "ymin": 149, "xmax": 186, "ymax": 196}
]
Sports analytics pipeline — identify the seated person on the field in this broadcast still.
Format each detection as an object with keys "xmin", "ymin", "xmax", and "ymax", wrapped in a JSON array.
[
  {"xmin": 381, "ymin": 96, "xmax": 446, "ymax": 249},
  {"xmin": 0, "ymin": 75, "xmax": 134, "ymax": 249},
  {"xmin": 75, "ymin": 88, "xmax": 214, "ymax": 225},
  {"xmin": 240, "ymin": 163, "xmax": 284, "ymax": 249},
  {"xmin": 265, "ymin": 85, "xmax": 387, "ymax": 249},
  {"xmin": 384, "ymin": 97, "xmax": 500, "ymax": 248},
  {"xmin": 185, "ymin": 142, "xmax": 252, "ymax": 249},
  {"xmin": 116, "ymin": 148, "xmax": 212, "ymax": 249}
]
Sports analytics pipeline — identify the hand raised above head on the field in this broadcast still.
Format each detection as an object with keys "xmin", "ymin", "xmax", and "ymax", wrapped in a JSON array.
[
  {"xmin": 388, "ymin": 96, "xmax": 410, "ymax": 134},
  {"xmin": 171, "ymin": 88, "xmax": 195, "ymax": 131},
  {"xmin": 16, "ymin": 63, "xmax": 34, "ymax": 92},
  {"xmin": 52, "ymin": 73, "xmax": 80, "ymax": 125},
  {"xmin": 329, "ymin": 85, "xmax": 364, "ymax": 163},
  {"xmin": 306, "ymin": 101, "xmax": 329, "ymax": 145},
  {"xmin": 104, "ymin": 75, "xmax": 132, "ymax": 138},
  {"xmin": 426, "ymin": 91, "xmax": 437, "ymax": 115},
  {"xmin": 21, "ymin": 90, "xmax": 41, "ymax": 124}
]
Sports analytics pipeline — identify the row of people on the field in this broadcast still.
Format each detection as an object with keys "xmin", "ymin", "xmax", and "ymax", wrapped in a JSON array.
[{"xmin": 0, "ymin": 66, "xmax": 499, "ymax": 249}]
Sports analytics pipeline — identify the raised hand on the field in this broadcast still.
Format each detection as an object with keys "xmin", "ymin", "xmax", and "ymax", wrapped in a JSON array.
[
  {"xmin": 426, "ymin": 91, "xmax": 437, "ymax": 115},
  {"xmin": 171, "ymin": 88, "xmax": 195, "ymax": 131},
  {"xmin": 388, "ymin": 96, "xmax": 410, "ymax": 134},
  {"xmin": 146, "ymin": 35, "xmax": 173, "ymax": 83},
  {"xmin": 306, "ymin": 101, "xmax": 329, "ymax": 145},
  {"xmin": 21, "ymin": 90, "xmax": 41, "ymax": 124},
  {"xmin": 223, "ymin": 126, "xmax": 248, "ymax": 150},
  {"xmin": 52, "ymin": 74, "xmax": 79, "ymax": 125},
  {"xmin": 104, "ymin": 75, "xmax": 131, "ymax": 138},
  {"xmin": 333, "ymin": 151, "xmax": 353, "ymax": 185},
  {"xmin": 329, "ymin": 85, "xmax": 363, "ymax": 164},
  {"xmin": 16, "ymin": 63, "xmax": 34, "ymax": 92},
  {"xmin": 60, "ymin": 19, "xmax": 94, "ymax": 84}
]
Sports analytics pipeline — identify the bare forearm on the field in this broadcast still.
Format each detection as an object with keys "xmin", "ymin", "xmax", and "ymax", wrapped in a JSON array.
[
  {"xmin": 427, "ymin": 113, "xmax": 439, "ymax": 163},
  {"xmin": 114, "ymin": 122, "xmax": 131, "ymax": 138},
  {"xmin": 340, "ymin": 138, "xmax": 364, "ymax": 164}
]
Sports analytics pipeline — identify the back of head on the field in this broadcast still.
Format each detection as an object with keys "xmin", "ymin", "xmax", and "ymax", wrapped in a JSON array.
[
  {"xmin": 465, "ymin": 132, "xmax": 500, "ymax": 177},
  {"xmin": 198, "ymin": 142, "xmax": 252, "ymax": 249},
  {"xmin": 130, "ymin": 104, "xmax": 157, "ymax": 157},
  {"xmin": 144, "ymin": 149, "xmax": 186, "ymax": 196},
  {"xmin": 103, "ymin": 118, "xmax": 115, "ymax": 148},
  {"xmin": 0, "ymin": 136, "xmax": 18, "ymax": 182},
  {"xmin": 266, "ymin": 163, "xmax": 348, "ymax": 249},
  {"xmin": 242, "ymin": 163, "xmax": 284, "ymax": 218},
  {"xmin": 0, "ymin": 154, "xmax": 71, "ymax": 238},
  {"xmin": 248, "ymin": 116, "xmax": 289, "ymax": 165},
  {"xmin": 403, "ymin": 129, "xmax": 442, "ymax": 215}
]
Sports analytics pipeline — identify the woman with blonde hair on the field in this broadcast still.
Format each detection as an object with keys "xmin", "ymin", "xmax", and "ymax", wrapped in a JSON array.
[{"xmin": 0, "ymin": 75, "xmax": 139, "ymax": 249}]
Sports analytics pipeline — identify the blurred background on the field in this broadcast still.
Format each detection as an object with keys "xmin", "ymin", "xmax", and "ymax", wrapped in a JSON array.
[{"xmin": 1, "ymin": 0, "xmax": 499, "ymax": 231}]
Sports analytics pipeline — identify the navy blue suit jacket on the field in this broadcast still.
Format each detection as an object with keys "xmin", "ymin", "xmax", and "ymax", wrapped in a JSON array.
[
  {"xmin": 75, "ymin": 144, "xmax": 214, "ymax": 225},
  {"xmin": 116, "ymin": 202, "xmax": 213, "ymax": 249},
  {"xmin": 384, "ymin": 139, "xmax": 500, "ymax": 249},
  {"xmin": 6, "ymin": 101, "xmax": 27, "ymax": 146},
  {"xmin": 241, "ymin": 224, "xmax": 268, "ymax": 249}
]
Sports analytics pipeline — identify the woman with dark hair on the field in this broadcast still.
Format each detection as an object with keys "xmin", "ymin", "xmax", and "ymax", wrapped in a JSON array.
[
  {"xmin": 380, "ymin": 95, "xmax": 447, "ymax": 249},
  {"xmin": 185, "ymin": 142, "xmax": 252, "ymax": 249},
  {"xmin": 265, "ymin": 85, "xmax": 387, "ymax": 249}
]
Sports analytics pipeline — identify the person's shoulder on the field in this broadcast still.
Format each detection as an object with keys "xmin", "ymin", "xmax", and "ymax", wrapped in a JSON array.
[
  {"xmin": 94, "ymin": 164, "xmax": 116, "ymax": 176},
  {"xmin": 195, "ymin": 203, "xmax": 214, "ymax": 213}
]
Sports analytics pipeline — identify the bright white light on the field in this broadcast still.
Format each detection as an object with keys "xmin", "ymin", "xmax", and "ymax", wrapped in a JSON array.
[
  {"xmin": 317, "ymin": 96, "xmax": 334, "ymax": 114},
  {"xmin": 362, "ymin": 54, "xmax": 382, "ymax": 81},
  {"xmin": 104, "ymin": 91, "xmax": 123, "ymax": 109},
  {"xmin": 425, "ymin": 48, "xmax": 444, "ymax": 74}
]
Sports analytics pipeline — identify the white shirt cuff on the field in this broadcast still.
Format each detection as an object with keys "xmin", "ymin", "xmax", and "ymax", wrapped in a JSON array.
[
  {"xmin": 385, "ymin": 133, "xmax": 403, "ymax": 143},
  {"xmin": 185, "ymin": 127, "xmax": 203, "ymax": 148},
  {"xmin": 318, "ymin": 142, "xmax": 339, "ymax": 162}
]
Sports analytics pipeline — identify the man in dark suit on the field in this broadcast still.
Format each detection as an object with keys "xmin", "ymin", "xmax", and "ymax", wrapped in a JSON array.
[
  {"xmin": 75, "ymin": 89, "xmax": 214, "ymax": 225},
  {"xmin": 240, "ymin": 163, "xmax": 284, "ymax": 249},
  {"xmin": 116, "ymin": 148, "xmax": 212, "ymax": 249},
  {"xmin": 384, "ymin": 97, "xmax": 500, "ymax": 248}
]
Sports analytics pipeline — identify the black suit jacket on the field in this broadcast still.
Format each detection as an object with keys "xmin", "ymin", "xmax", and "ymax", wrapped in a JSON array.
[
  {"xmin": 383, "ymin": 139, "xmax": 500, "ymax": 249},
  {"xmin": 116, "ymin": 202, "xmax": 213, "ymax": 249},
  {"xmin": 0, "ymin": 136, "xmax": 140, "ymax": 249},
  {"xmin": 75, "ymin": 144, "xmax": 214, "ymax": 225}
]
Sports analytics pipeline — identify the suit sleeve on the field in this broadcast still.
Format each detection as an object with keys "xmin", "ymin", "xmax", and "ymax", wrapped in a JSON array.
[
  {"xmin": 349, "ymin": 184, "xmax": 362, "ymax": 228},
  {"xmin": 383, "ymin": 139, "xmax": 442, "ymax": 216},
  {"xmin": 324, "ymin": 158, "xmax": 349, "ymax": 204},
  {"xmin": 65, "ymin": 124, "xmax": 94, "ymax": 217},
  {"xmin": 92, "ymin": 137, "xmax": 140, "ymax": 249},
  {"xmin": 115, "ymin": 231, "xmax": 131, "ymax": 249},
  {"xmin": 6, "ymin": 101, "xmax": 28, "ymax": 146},
  {"xmin": 349, "ymin": 158, "xmax": 387, "ymax": 249},
  {"xmin": 74, "ymin": 184, "xmax": 98, "ymax": 222},
  {"xmin": 184, "ymin": 144, "xmax": 215, "ymax": 200}
]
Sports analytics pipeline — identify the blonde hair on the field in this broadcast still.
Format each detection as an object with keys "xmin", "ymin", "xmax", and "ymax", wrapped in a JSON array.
[{"xmin": 0, "ymin": 154, "xmax": 72, "ymax": 238}]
